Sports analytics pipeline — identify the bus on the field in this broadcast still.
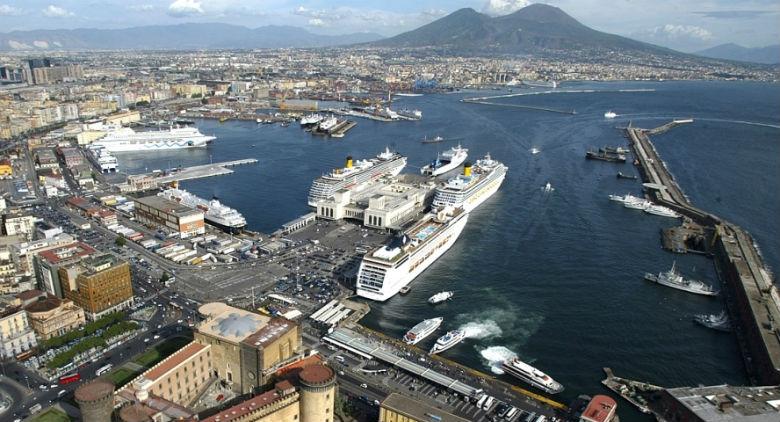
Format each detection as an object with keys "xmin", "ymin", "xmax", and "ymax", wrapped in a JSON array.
[
  {"xmin": 58, "ymin": 373, "xmax": 81, "ymax": 385},
  {"xmin": 96, "ymin": 364, "xmax": 113, "ymax": 376}
]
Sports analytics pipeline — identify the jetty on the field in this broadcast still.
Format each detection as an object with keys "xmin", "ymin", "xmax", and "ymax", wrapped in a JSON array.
[
  {"xmin": 141, "ymin": 159, "xmax": 258, "ymax": 185},
  {"xmin": 625, "ymin": 120, "xmax": 780, "ymax": 386}
]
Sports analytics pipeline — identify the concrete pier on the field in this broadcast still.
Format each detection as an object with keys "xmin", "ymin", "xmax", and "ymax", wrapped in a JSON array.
[
  {"xmin": 142, "ymin": 159, "xmax": 258, "ymax": 185},
  {"xmin": 625, "ymin": 122, "xmax": 780, "ymax": 385}
]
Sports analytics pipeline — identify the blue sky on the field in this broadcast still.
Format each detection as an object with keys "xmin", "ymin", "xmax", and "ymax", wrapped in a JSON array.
[{"xmin": 1, "ymin": 0, "xmax": 779, "ymax": 51}]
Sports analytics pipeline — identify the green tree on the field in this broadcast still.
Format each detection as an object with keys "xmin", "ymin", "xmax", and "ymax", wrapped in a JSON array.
[
  {"xmin": 160, "ymin": 272, "xmax": 170, "ymax": 284},
  {"xmin": 115, "ymin": 236, "xmax": 126, "ymax": 247}
]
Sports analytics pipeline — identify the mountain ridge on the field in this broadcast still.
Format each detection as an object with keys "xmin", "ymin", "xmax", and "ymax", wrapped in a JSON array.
[{"xmin": 695, "ymin": 43, "xmax": 780, "ymax": 64}]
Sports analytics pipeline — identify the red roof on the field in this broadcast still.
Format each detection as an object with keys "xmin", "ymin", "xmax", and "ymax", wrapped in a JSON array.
[
  {"xmin": 581, "ymin": 395, "xmax": 617, "ymax": 422},
  {"xmin": 200, "ymin": 389, "xmax": 288, "ymax": 422},
  {"xmin": 37, "ymin": 242, "xmax": 96, "ymax": 264},
  {"xmin": 144, "ymin": 342, "xmax": 206, "ymax": 381}
]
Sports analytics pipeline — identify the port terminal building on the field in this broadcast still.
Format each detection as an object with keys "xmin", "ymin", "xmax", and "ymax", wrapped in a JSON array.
[
  {"xmin": 133, "ymin": 195, "xmax": 205, "ymax": 239},
  {"xmin": 315, "ymin": 175, "xmax": 435, "ymax": 230}
]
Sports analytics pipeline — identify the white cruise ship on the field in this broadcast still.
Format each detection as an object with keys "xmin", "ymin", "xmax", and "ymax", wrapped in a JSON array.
[
  {"xmin": 421, "ymin": 145, "xmax": 468, "ymax": 176},
  {"xmin": 91, "ymin": 124, "xmax": 215, "ymax": 152},
  {"xmin": 308, "ymin": 148, "xmax": 407, "ymax": 206},
  {"xmin": 432, "ymin": 155, "xmax": 507, "ymax": 212},
  {"xmin": 86, "ymin": 146, "xmax": 118, "ymax": 173},
  {"xmin": 501, "ymin": 358, "xmax": 564, "ymax": 394},
  {"xmin": 356, "ymin": 207, "xmax": 468, "ymax": 301},
  {"xmin": 159, "ymin": 188, "xmax": 246, "ymax": 233}
]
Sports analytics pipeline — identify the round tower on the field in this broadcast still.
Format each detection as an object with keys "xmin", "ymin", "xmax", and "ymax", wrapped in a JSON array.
[
  {"xmin": 75, "ymin": 379, "xmax": 115, "ymax": 422},
  {"xmin": 298, "ymin": 364, "xmax": 337, "ymax": 422}
]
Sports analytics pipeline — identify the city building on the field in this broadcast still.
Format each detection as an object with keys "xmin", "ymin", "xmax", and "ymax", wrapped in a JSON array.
[
  {"xmin": 34, "ymin": 241, "xmax": 97, "ymax": 298},
  {"xmin": 2, "ymin": 213, "xmax": 37, "ymax": 240},
  {"xmin": 0, "ymin": 299, "xmax": 38, "ymax": 359},
  {"xmin": 104, "ymin": 110, "xmax": 141, "ymax": 126},
  {"xmin": 59, "ymin": 254, "xmax": 134, "ymax": 320},
  {"xmin": 58, "ymin": 147, "xmax": 84, "ymax": 168},
  {"xmin": 0, "ymin": 158, "xmax": 12, "ymax": 178},
  {"xmin": 75, "ymin": 379, "xmax": 115, "ymax": 422},
  {"xmin": 200, "ymin": 364, "xmax": 337, "ymax": 422},
  {"xmin": 133, "ymin": 195, "xmax": 205, "ymax": 239},
  {"xmin": 654, "ymin": 384, "xmax": 780, "ymax": 422},
  {"xmin": 194, "ymin": 302, "xmax": 302, "ymax": 394},
  {"xmin": 24, "ymin": 294, "xmax": 86, "ymax": 340},
  {"xmin": 580, "ymin": 395, "xmax": 617, "ymax": 422},
  {"xmin": 379, "ymin": 393, "xmax": 470, "ymax": 422},
  {"xmin": 117, "ymin": 341, "xmax": 213, "ymax": 407}
]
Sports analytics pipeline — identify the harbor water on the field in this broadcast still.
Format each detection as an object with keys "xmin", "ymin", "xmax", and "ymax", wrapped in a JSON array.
[{"xmin": 117, "ymin": 81, "xmax": 780, "ymax": 421}]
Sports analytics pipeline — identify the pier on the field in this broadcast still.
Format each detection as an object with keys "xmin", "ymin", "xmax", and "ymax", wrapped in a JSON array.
[
  {"xmin": 625, "ymin": 121, "xmax": 780, "ymax": 385},
  {"xmin": 141, "ymin": 159, "xmax": 258, "ymax": 185}
]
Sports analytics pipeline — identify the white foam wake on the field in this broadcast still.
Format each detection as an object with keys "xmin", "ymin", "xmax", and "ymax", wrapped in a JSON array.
[
  {"xmin": 459, "ymin": 319, "xmax": 502, "ymax": 339},
  {"xmin": 480, "ymin": 346, "xmax": 517, "ymax": 375}
]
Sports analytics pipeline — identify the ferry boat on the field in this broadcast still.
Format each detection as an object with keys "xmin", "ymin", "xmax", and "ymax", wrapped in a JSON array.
[
  {"xmin": 644, "ymin": 262, "xmax": 718, "ymax": 296},
  {"xmin": 91, "ymin": 124, "xmax": 215, "ymax": 152},
  {"xmin": 159, "ymin": 188, "xmax": 246, "ymax": 233},
  {"xmin": 432, "ymin": 156, "xmax": 507, "ymax": 212},
  {"xmin": 356, "ymin": 207, "xmax": 468, "ymax": 301},
  {"xmin": 300, "ymin": 113, "xmax": 324, "ymax": 126},
  {"xmin": 403, "ymin": 317, "xmax": 443, "ymax": 345},
  {"xmin": 644, "ymin": 204, "xmax": 680, "ymax": 218},
  {"xmin": 307, "ymin": 148, "xmax": 407, "ymax": 206},
  {"xmin": 86, "ymin": 146, "xmax": 118, "ymax": 173},
  {"xmin": 694, "ymin": 311, "xmax": 731, "ymax": 332},
  {"xmin": 397, "ymin": 108, "xmax": 423, "ymax": 120},
  {"xmin": 501, "ymin": 358, "xmax": 564, "ymax": 394},
  {"xmin": 421, "ymin": 145, "xmax": 468, "ymax": 176},
  {"xmin": 429, "ymin": 329, "xmax": 466, "ymax": 354},
  {"xmin": 604, "ymin": 111, "xmax": 617, "ymax": 119},
  {"xmin": 428, "ymin": 291, "xmax": 454, "ymax": 304}
]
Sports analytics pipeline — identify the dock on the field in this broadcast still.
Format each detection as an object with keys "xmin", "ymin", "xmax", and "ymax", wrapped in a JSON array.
[
  {"xmin": 625, "ymin": 120, "xmax": 780, "ymax": 385},
  {"xmin": 143, "ymin": 159, "xmax": 258, "ymax": 185}
]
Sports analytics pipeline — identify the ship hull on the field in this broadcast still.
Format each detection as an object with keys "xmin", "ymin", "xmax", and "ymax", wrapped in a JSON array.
[
  {"xmin": 206, "ymin": 218, "xmax": 246, "ymax": 234},
  {"xmin": 501, "ymin": 363, "xmax": 564, "ymax": 394},
  {"xmin": 307, "ymin": 156, "xmax": 406, "ymax": 206},
  {"xmin": 356, "ymin": 212, "xmax": 468, "ymax": 302},
  {"xmin": 433, "ymin": 167, "xmax": 506, "ymax": 213},
  {"xmin": 644, "ymin": 274, "xmax": 718, "ymax": 296},
  {"xmin": 94, "ymin": 137, "xmax": 213, "ymax": 152}
]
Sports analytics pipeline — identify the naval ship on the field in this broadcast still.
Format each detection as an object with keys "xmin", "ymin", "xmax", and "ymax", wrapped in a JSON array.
[
  {"xmin": 356, "ymin": 207, "xmax": 468, "ymax": 301},
  {"xmin": 432, "ymin": 154, "xmax": 507, "ymax": 212},
  {"xmin": 403, "ymin": 317, "xmax": 443, "ymax": 345},
  {"xmin": 91, "ymin": 124, "xmax": 215, "ymax": 152},
  {"xmin": 501, "ymin": 358, "xmax": 564, "ymax": 394},
  {"xmin": 644, "ymin": 262, "xmax": 718, "ymax": 296},
  {"xmin": 159, "ymin": 188, "xmax": 247, "ymax": 233},
  {"xmin": 308, "ymin": 148, "xmax": 406, "ymax": 206}
]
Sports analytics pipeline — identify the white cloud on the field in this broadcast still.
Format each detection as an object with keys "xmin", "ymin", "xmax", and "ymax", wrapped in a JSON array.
[
  {"xmin": 168, "ymin": 0, "xmax": 203, "ymax": 17},
  {"xmin": 483, "ymin": 0, "xmax": 532, "ymax": 16},
  {"xmin": 0, "ymin": 4, "xmax": 23, "ymax": 16},
  {"xmin": 8, "ymin": 40, "xmax": 32, "ymax": 49},
  {"xmin": 129, "ymin": 4, "xmax": 155, "ymax": 12},
  {"xmin": 33, "ymin": 40, "xmax": 50, "ymax": 48},
  {"xmin": 653, "ymin": 24, "xmax": 713, "ymax": 40},
  {"xmin": 308, "ymin": 18, "xmax": 325, "ymax": 27},
  {"xmin": 42, "ymin": 5, "xmax": 74, "ymax": 18}
]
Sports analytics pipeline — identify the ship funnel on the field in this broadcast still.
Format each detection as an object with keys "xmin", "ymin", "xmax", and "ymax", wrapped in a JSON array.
[
  {"xmin": 463, "ymin": 162, "xmax": 472, "ymax": 177},
  {"xmin": 346, "ymin": 156, "xmax": 353, "ymax": 169}
]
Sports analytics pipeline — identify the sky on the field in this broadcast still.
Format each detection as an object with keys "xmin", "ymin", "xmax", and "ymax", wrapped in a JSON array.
[{"xmin": 0, "ymin": 0, "xmax": 779, "ymax": 52}]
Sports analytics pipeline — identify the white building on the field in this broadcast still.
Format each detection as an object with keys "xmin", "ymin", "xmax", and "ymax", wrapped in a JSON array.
[{"xmin": 0, "ymin": 306, "xmax": 38, "ymax": 359}]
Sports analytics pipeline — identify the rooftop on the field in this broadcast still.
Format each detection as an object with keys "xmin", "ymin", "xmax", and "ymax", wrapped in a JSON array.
[
  {"xmin": 143, "ymin": 342, "xmax": 208, "ymax": 382},
  {"xmin": 241, "ymin": 318, "xmax": 295, "ymax": 349},
  {"xmin": 298, "ymin": 364, "xmax": 335, "ymax": 386},
  {"xmin": 37, "ymin": 241, "xmax": 96, "ymax": 264},
  {"xmin": 381, "ymin": 393, "xmax": 470, "ymax": 422},
  {"xmin": 200, "ymin": 387, "xmax": 294, "ymax": 422},
  {"xmin": 75, "ymin": 379, "xmax": 115, "ymax": 402},
  {"xmin": 666, "ymin": 384, "xmax": 780, "ymax": 422},
  {"xmin": 197, "ymin": 303, "xmax": 271, "ymax": 344},
  {"xmin": 134, "ymin": 195, "xmax": 203, "ymax": 217}
]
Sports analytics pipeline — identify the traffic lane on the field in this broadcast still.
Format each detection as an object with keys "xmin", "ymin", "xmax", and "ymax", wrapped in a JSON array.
[{"xmin": 0, "ymin": 375, "xmax": 29, "ymax": 420}]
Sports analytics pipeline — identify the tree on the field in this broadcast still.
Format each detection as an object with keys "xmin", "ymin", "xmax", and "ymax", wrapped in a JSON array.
[
  {"xmin": 115, "ymin": 236, "xmax": 126, "ymax": 247},
  {"xmin": 160, "ymin": 272, "xmax": 170, "ymax": 284}
]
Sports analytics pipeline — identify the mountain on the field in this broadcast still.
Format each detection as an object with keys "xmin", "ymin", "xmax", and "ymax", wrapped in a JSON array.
[
  {"xmin": 371, "ymin": 4, "xmax": 679, "ymax": 56},
  {"xmin": 0, "ymin": 24, "xmax": 383, "ymax": 51},
  {"xmin": 696, "ymin": 43, "xmax": 780, "ymax": 64}
]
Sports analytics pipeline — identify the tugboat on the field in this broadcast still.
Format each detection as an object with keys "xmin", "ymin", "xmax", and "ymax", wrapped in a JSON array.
[
  {"xmin": 644, "ymin": 262, "xmax": 718, "ymax": 296},
  {"xmin": 694, "ymin": 311, "xmax": 731, "ymax": 332}
]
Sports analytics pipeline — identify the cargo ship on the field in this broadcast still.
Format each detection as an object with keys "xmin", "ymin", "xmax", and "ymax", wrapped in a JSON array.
[
  {"xmin": 356, "ymin": 207, "xmax": 468, "ymax": 301},
  {"xmin": 308, "ymin": 149, "xmax": 406, "ymax": 206}
]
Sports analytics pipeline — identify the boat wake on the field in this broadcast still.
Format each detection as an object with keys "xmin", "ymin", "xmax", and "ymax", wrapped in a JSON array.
[
  {"xmin": 479, "ymin": 346, "xmax": 517, "ymax": 375},
  {"xmin": 459, "ymin": 319, "xmax": 503, "ymax": 340}
]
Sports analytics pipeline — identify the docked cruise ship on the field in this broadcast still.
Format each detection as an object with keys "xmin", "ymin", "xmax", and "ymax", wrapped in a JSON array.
[
  {"xmin": 501, "ymin": 358, "xmax": 564, "ymax": 394},
  {"xmin": 86, "ymin": 146, "xmax": 118, "ymax": 173},
  {"xmin": 307, "ymin": 148, "xmax": 407, "ymax": 206},
  {"xmin": 91, "ymin": 124, "xmax": 215, "ymax": 152},
  {"xmin": 356, "ymin": 207, "xmax": 468, "ymax": 301},
  {"xmin": 432, "ymin": 155, "xmax": 507, "ymax": 212},
  {"xmin": 158, "ymin": 188, "xmax": 246, "ymax": 233},
  {"xmin": 421, "ymin": 145, "xmax": 468, "ymax": 176},
  {"xmin": 403, "ymin": 317, "xmax": 443, "ymax": 345}
]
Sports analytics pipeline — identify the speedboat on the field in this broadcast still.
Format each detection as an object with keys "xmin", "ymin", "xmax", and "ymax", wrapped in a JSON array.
[
  {"xmin": 428, "ymin": 291, "xmax": 454, "ymax": 304},
  {"xmin": 604, "ymin": 111, "xmax": 617, "ymax": 119}
]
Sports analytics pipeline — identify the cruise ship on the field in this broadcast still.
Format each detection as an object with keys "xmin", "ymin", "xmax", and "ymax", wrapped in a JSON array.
[
  {"xmin": 307, "ymin": 148, "xmax": 407, "ymax": 206},
  {"xmin": 91, "ymin": 124, "xmax": 215, "ymax": 152},
  {"xmin": 421, "ymin": 145, "xmax": 468, "ymax": 176},
  {"xmin": 644, "ymin": 262, "xmax": 718, "ymax": 296},
  {"xmin": 356, "ymin": 207, "xmax": 468, "ymax": 301},
  {"xmin": 159, "ymin": 188, "xmax": 246, "ymax": 233},
  {"xmin": 429, "ymin": 329, "xmax": 466, "ymax": 354},
  {"xmin": 501, "ymin": 358, "xmax": 564, "ymax": 394},
  {"xmin": 432, "ymin": 155, "xmax": 507, "ymax": 212},
  {"xmin": 403, "ymin": 317, "xmax": 443, "ymax": 345},
  {"xmin": 86, "ymin": 146, "xmax": 118, "ymax": 173}
]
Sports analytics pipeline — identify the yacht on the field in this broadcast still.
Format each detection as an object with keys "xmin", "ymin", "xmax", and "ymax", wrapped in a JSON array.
[
  {"xmin": 644, "ymin": 262, "xmax": 718, "ymax": 296},
  {"xmin": 356, "ymin": 207, "xmax": 468, "ymax": 301},
  {"xmin": 428, "ymin": 291, "xmax": 454, "ymax": 304},
  {"xmin": 624, "ymin": 199, "xmax": 652, "ymax": 210},
  {"xmin": 542, "ymin": 182, "xmax": 554, "ymax": 192},
  {"xmin": 432, "ymin": 155, "xmax": 508, "ymax": 212},
  {"xmin": 609, "ymin": 193, "xmax": 644, "ymax": 204},
  {"xmin": 429, "ymin": 329, "xmax": 466, "ymax": 354},
  {"xmin": 644, "ymin": 204, "xmax": 681, "ymax": 218},
  {"xmin": 501, "ymin": 358, "xmax": 564, "ymax": 394},
  {"xmin": 421, "ymin": 145, "xmax": 468, "ymax": 176},
  {"xmin": 403, "ymin": 317, "xmax": 443, "ymax": 345}
]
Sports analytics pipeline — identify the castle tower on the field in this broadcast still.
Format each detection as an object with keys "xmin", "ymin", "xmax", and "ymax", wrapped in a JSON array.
[
  {"xmin": 298, "ymin": 364, "xmax": 337, "ymax": 422},
  {"xmin": 75, "ymin": 379, "xmax": 115, "ymax": 422}
]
